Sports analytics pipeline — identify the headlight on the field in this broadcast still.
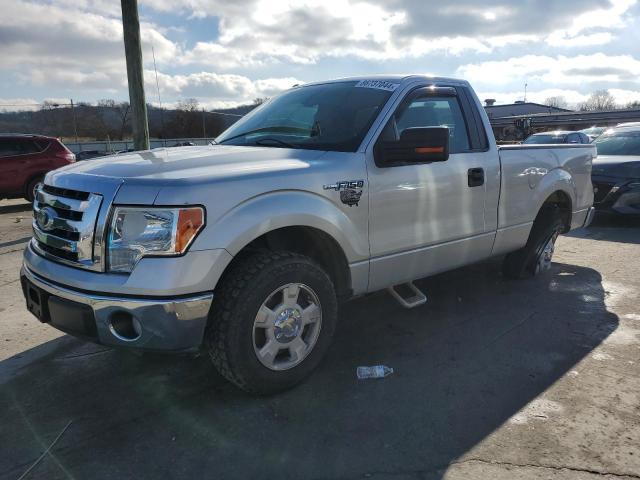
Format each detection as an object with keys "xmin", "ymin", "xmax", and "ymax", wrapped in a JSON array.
[{"xmin": 107, "ymin": 206, "xmax": 204, "ymax": 273}]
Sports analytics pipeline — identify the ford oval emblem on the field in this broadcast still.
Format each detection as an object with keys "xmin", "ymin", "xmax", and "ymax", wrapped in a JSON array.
[{"xmin": 37, "ymin": 206, "xmax": 58, "ymax": 231}]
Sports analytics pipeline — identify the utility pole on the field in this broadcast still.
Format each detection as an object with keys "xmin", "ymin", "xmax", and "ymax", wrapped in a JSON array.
[
  {"xmin": 69, "ymin": 99, "xmax": 80, "ymax": 148},
  {"xmin": 121, "ymin": 0, "xmax": 150, "ymax": 150}
]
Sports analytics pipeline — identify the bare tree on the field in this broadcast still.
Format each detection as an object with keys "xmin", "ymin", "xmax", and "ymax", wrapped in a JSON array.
[
  {"xmin": 626, "ymin": 100, "xmax": 640, "ymax": 109},
  {"xmin": 98, "ymin": 99, "xmax": 117, "ymax": 108},
  {"xmin": 579, "ymin": 90, "xmax": 618, "ymax": 111},
  {"xmin": 544, "ymin": 96, "xmax": 568, "ymax": 109},
  {"xmin": 253, "ymin": 97, "xmax": 268, "ymax": 106},
  {"xmin": 177, "ymin": 98, "xmax": 200, "ymax": 112},
  {"xmin": 115, "ymin": 102, "xmax": 131, "ymax": 140}
]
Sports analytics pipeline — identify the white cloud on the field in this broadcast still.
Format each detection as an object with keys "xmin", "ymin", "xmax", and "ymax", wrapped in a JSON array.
[
  {"xmin": 150, "ymin": 0, "xmax": 638, "ymax": 68},
  {"xmin": 0, "ymin": 97, "xmax": 40, "ymax": 112},
  {"xmin": 2, "ymin": 0, "xmax": 640, "ymax": 108},
  {"xmin": 477, "ymin": 87, "xmax": 640, "ymax": 108},
  {"xmin": 143, "ymin": 70, "xmax": 302, "ymax": 108},
  {"xmin": 458, "ymin": 53, "xmax": 640, "ymax": 87},
  {"xmin": 0, "ymin": 1, "xmax": 178, "ymax": 87}
]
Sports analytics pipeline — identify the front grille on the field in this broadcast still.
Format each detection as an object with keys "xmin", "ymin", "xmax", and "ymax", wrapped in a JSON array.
[
  {"xmin": 32, "ymin": 185, "xmax": 103, "ymax": 270},
  {"xmin": 593, "ymin": 181, "xmax": 615, "ymax": 204}
]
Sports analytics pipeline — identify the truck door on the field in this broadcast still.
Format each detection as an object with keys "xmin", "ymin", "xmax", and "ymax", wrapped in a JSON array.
[{"xmin": 366, "ymin": 85, "xmax": 498, "ymax": 291}]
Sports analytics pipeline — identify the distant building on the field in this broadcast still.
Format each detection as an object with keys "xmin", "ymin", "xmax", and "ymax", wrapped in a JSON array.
[
  {"xmin": 484, "ymin": 101, "xmax": 572, "ymax": 119},
  {"xmin": 488, "ymin": 107, "xmax": 640, "ymax": 142}
]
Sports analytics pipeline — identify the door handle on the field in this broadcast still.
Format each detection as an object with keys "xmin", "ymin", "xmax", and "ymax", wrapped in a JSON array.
[{"xmin": 468, "ymin": 168, "xmax": 484, "ymax": 187}]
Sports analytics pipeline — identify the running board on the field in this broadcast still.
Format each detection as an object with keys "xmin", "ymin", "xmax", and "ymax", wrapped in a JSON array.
[{"xmin": 387, "ymin": 282, "xmax": 427, "ymax": 309}]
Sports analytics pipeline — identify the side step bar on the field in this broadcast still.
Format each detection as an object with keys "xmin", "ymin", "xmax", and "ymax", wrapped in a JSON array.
[{"xmin": 387, "ymin": 282, "xmax": 427, "ymax": 309}]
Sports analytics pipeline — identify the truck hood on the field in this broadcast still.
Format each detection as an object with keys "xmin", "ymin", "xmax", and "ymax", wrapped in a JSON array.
[
  {"xmin": 54, "ymin": 145, "xmax": 325, "ymax": 184},
  {"xmin": 592, "ymin": 155, "xmax": 640, "ymax": 180}
]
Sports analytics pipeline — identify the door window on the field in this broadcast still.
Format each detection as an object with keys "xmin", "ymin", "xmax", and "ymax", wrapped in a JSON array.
[
  {"xmin": 381, "ymin": 96, "xmax": 471, "ymax": 153},
  {"xmin": 21, "ymin": 139, "xmax": 46, "ymax": 153}
]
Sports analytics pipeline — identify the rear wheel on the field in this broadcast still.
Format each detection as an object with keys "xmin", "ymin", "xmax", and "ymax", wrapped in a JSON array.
[
  {"xmin": 25, "ymin": 176, "xmax": 44, "ymax": 203},
  {"xmin": 502, "ymin": 206, "xmax": 565, "ymax": 279},
  {"xmin": 206, "ymin": 251, "xmax": 338, "ymax": 395}
]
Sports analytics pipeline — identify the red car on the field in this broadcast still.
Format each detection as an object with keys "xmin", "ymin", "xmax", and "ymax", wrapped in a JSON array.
[{"xmin": 0, "ymin": 134, "xmax": 76, "ymax": 202}]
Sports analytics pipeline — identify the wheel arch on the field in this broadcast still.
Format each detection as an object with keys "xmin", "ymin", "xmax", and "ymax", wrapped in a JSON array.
[
  {"xmin": 534, "ymin": 170, "xmax": 575, "ymax": 232},
  {"xmin": 232, "ymin": 226, "xmax": 352, "ymax": 299},
  {"xmin": 537, "ymin": 189, "xmax": 572, "ymax": 232},
  {"xmin": 202, "ymin": 191, "xmax": 366, "ymax": 299}
]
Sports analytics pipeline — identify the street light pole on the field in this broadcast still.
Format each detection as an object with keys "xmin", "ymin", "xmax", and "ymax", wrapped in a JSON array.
[{"xmin": 121, "ymin": 0, "xmax": 150, "ymax": 151}]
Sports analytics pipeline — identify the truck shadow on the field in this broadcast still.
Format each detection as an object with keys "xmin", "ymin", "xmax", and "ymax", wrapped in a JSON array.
[{"xmin": 0, "ymin": 260, "xmax": 616, "ymax": 480}]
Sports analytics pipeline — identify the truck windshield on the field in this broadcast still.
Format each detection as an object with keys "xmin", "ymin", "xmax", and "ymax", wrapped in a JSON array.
[
  {"xmin": 594, "ymin": 131, "xmax": 640, "ymax": 155},
  {"xmin": 523, "ymin": 134, "xmax": 568, "ymax": 144},
  {"xmin": 216, "ymin": 81, "xmax": 395, "ymax": 152}
]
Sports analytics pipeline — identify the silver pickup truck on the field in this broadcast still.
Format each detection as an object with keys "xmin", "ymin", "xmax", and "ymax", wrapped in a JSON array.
[{"xmin": 21, "ymin": 75, "xmax": 595, "ymax": 394}]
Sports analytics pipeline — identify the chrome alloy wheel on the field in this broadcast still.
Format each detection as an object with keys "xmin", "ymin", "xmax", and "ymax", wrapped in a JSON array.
[
  {"xmin": 252, "ymin": 283, "xmax": 322, "ymax": 371},
  {"xmin": 535, "ymin": 231, "xmax": 559, "ymax": 274}
]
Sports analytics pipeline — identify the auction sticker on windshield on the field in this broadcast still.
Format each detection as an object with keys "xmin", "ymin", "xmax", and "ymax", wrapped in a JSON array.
[{"xmin": 354, "ymin": 80, "xmax": 399, "ymax": 91}]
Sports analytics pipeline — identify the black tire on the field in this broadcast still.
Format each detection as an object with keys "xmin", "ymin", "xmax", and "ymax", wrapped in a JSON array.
[
  {"xmin": 502, "ymin": 206, "xmax": 565, "ymax": 279},
  {"xmin": 205, "ymin": 251, "xmax": 338, "ymax": 395},
  {"xmin": 25, "ymin": 176, "xmax": 44, "ymax": 203}
]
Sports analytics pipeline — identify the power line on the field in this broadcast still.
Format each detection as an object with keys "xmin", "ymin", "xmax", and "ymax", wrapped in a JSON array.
[{"xmin": 0, "ymin": 103, "xmax": 73, "ymax": 107}]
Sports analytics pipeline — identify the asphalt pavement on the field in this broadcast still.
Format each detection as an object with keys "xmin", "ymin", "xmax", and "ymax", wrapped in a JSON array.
[{"xmin": 1, "ymin": 199, "xmax": 639, "ymax": 480}]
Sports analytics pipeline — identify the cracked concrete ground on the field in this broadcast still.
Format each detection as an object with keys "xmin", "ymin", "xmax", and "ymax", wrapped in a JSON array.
[{"xmin": 1, "ymin": 198, "xmax": 639, "ymax": 480}]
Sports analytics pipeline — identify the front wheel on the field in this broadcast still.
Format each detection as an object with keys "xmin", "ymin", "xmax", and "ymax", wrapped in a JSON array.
[{"xmin": 206, "ymin": 251, "xmax": 338, "ymax": 395}]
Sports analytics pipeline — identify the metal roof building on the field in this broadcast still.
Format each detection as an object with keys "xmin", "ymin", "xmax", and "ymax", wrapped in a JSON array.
[
  {"xmin": 484, "ymin": 102, "xmax": 572, "ymax": 118},
  {"xmin": 485, "ymin": 102, "xmax": 640, "ymax": 142}
]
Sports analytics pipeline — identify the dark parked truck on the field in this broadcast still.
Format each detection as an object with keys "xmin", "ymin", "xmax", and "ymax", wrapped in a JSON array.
[
  {"xmin": 21, "ymin": 76, "xmax": 595, "ymax": 394},
  {"xmin": 591, "ymin": 124, "xmax": 640, "ymax": 215}
]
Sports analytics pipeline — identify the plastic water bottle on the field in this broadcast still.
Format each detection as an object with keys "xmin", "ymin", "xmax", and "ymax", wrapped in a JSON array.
[{"xmin": 357, "ymin": 365, "xmax": 394, "ymax": 379}]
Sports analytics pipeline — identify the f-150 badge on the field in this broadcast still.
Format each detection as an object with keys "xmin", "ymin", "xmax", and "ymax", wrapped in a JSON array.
[{"xmin": 324, "ymin": 180, "xmax": 364, "ymax": 207}]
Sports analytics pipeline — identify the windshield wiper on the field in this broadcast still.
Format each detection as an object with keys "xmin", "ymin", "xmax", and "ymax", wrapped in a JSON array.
[
  {"xmin": 218, "ymin": 126, "xmax": 311, "ymax": 144},
  {"xmin": 254, "ymin": 138, "xmax": 298, "ymax": 148}
]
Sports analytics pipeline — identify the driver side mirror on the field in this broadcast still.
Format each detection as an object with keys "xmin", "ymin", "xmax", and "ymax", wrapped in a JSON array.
[{"xmin": 375, "ymin": 126, "xmax": 450, "ymax": 165}]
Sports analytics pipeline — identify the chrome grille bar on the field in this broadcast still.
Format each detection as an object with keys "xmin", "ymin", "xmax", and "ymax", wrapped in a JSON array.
[
  {"xmin": 35, "ymin": 189, "xmax": 90, "ymax": 212},
  {"xmin": 32, "ymin": 223, "xmax": 78, "ymax": 253}
]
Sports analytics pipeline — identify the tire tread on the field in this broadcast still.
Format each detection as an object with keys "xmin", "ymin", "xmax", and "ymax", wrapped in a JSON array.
[{"xmin": 205, "ymin": 250, "xmax": 332, "ymax": 394}]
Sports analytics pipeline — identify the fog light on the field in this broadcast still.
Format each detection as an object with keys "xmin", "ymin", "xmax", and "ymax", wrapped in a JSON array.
[{"xmin": 108, "ymin": 311, "xmax": 142, "ymax": 341}]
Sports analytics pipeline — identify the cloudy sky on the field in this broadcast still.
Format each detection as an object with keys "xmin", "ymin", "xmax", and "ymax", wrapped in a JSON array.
[{"xmin": 1, "ymin": 0, "xmax": 640, "ymax": 111}]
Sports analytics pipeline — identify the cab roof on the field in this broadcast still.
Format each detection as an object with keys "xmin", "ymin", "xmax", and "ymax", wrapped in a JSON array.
[{"xmin": 299, "ymin": 74, "xmax": 471, "ymax": 88}]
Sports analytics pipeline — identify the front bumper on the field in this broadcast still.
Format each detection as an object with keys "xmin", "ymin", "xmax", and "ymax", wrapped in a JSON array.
[
  {"xmin": 21, "ymin": 265, "xmax": 213, "ymax": 352},
  {"xmin": 582, "ymin": 206, "xmax": 596, "ymax": 228},
  {"xmin": 592, "ymin": 178, "xmax": 640, "ymax": 215}
]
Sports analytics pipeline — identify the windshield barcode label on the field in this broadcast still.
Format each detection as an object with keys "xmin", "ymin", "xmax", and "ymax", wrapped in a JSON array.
[{"xmin": 354, "ymin": 80, "xmax": 399, "ymax": 92}]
